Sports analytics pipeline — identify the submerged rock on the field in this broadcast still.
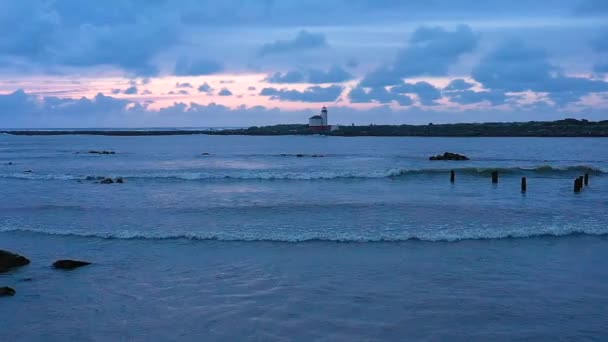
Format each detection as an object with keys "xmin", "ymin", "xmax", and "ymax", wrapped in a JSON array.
[
  {"xmin": 88, "ymin": 150, "xmax": 115, "ymax": 155},
  {"xmin": 53, "ymin": 260, "xmax": 91, "ymax": 270},
  {"xmin": 96, "ymin": 177, "xmax": 125, "ymax": 184},
  {"xmin": 0, "ymin": 287, "xmax": 16, "ymax": 297},
  {"xmin": 0, "ymin": 250, "xmax": 30, "ymax": 273},
  {"xmin": 429, "ymin": 152, "xmax": 470, "ymax": 161},
  {"xmin": 280, "ymin": 153, "xmax": 325, "ymax": 158},
  {"xmin": 201, "ymin": 152, "xmax": 211, "ymax": 156}
]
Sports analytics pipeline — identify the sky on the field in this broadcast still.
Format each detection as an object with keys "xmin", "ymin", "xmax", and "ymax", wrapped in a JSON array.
[{"xmin": 0, "ymin": 0, "xmax": 607, "ymax": 128}]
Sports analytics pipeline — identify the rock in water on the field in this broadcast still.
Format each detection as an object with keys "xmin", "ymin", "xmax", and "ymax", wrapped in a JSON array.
[
  {"xmin": 89, "ymin": 150, "xmax": 115, "ymax": 155},
  {"xmin": 0, "ymin": 287, "xmax": 16, "ymax": 297},
  {"xmin": 115, "ymin": 177, "xmax": 124, "ymax": 183},
  {"xmin": 53, "ymin": 260, "xmax": 91, "ymax": 270},
  {"xmin": 429, "ymin": 152, "xmax": 470, "ymax": 161},
  {"xmin": 0, "ymin": 250, "xmax": 30, "ymax": 273},
  {"xmin": 201, "ymin": 152, "xmax": 211, "ymax": 156},
  {"xmin": 99, "ymin": 178, "xmax": 114, "ymax": 184}
]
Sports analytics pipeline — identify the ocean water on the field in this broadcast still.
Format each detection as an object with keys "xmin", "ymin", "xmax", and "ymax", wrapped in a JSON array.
[{"xmin": 1, "ymin": 134, "xmax": 607, "ymax": 341}]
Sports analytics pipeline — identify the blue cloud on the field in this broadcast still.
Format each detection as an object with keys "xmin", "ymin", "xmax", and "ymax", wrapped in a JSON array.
[
  {"xmin": 198, "ymin": 82, "xmax": 214, "ymax": 93},
  {"xmin": 123, "ymin": 86, "xmax": 138, "ymax": 95},
  {"xmin": 391, "ymin": 81, "xmax": 442, "ymax": 106},
  {"xmin": 265, "ymin": 71, "xmax": 306, "ymax": 83},
  {"xmin": 174, "ymin": 58, "xmax": 224, "ymax": 76},
  {"xmin": 447, "ymin": 90, "xmax": 508, "ymax": 106},
  {"xmin": 168, "ymin": 90, "xmax": 189, "ymax": 95},
  {"xmin": 2, "ymin": 89, "xmax": 605, "ymax": 128},
  {"xmin": 359, "ymin": 67, "xmax": 403, "ymax": 88},
  {"xmin": 361, "ymin": 25, "xmax": 478, "ymax": 86},
  {"xmin": 594, "ymin": 62, "xmax": 608, "ymax": 74},
  {"xmin": 265, "ymin": 66, "xmax": 353, "ymax": 84},
  {"xmin": 348, "ymin": 86, "xmax": 413, "ymax": 106},
  {"xmin": 472, "ymin": 39, "xmax": 608, "ymax": 104},
  {"xmin": 444, "ymin": 79, "xmax": 475, "ymax": 91},
  {"xmin": 258, "ymin": 30, "xmax": 327, "ymax": 57},
  {"xmin": 576, "ymin": 0, "xmax": 608, "ymax": 15},
  {"xmin": 591, "ymin": 28, "xmax": 608, "ymax": 74},
  {"xmin": 218, "ymin": 88, "xmax": 233, "ymax": 96},
  {"xmin": 307, "ymin": 66, "xmax": 354, "ymax": 84},
  {"xmin": 176, "ymin": 82, "xmax": 193, "ymax": 88},
  {"xmin": 260, "ymin": 85, "xmax": 343, "ymax": 102},
  {"xmin": 0, "ymin": 89, "xmax": 143, "ymax": 127}
]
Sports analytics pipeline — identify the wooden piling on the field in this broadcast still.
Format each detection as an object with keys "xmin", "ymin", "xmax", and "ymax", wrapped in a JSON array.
[
  {"xmin": 574, "ymin": 178, "xmax": 582, "ymax": 193},
  {"xmin": 521, "ymin": 177, "xmax": 527, "ymax": 192},
  {"xmin": 450, "ymin": 170, "xmax": 455, "ymax": 183},
  {"xmin": 584, "ymin": 173, "xmax": 589, "ymax": 186},
  {"xmin": 579, "ymin": 176, "xmax": 584, "ymax": 188},
  {"xmin": 491, "ymin": 171, "xmax": 498, "ymax": 184}
]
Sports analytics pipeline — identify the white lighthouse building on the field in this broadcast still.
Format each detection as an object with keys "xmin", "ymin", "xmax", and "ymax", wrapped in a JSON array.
[{"xmin": 309, "ymin": 106, "xmax": 332, "ymax": 131}]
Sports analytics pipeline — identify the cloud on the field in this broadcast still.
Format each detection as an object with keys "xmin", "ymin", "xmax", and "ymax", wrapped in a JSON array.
[
  {"xmin": 361, "ymin": 25, "xmax": 478, "ymax": 86},
  {"xmin": 168, "ymin": 90, "xmax": 189, "ymax": 95},
  {"xmin": 591, "ymin": 27, "xmax": 608, "ymax": 74},
  {"xmin": 472, "ymin": 39, "xmax": 608, "ymax": 104},
  {"xmin": 123, "ymin": 86, "xmax": 138, "ymax": 95},
  {"xmin": 265, "ymin": 66, "xmax": 353, "ymax": 84},
  {"xmin": 359, "ymin": 67, "xmax": 403, "ymax": 88},
  {"xmin": 307, "ymin": 66, "xmax": 354, "ymax": 83},
  {"xmin": 594, "ymin": 62, "xmax": 608, "ymax": 74},
  {"xmin": 575, "ymin": 0, "xmax": 608, "ymax": 15},
  {"xmin": 218, "ymin": 88, "xmax": 233, "ymax": 96},
  {"xmin": 348, "ymin": 86, "xmax": 413, "ymax": 106},
  {"xmin": 265, "ymin": 70, "xmax": 305, "ymax": 83},
  {"xmin": 0, "ymin": 89, "xmax": 143, "ymax": 127},
  {"xmin": 447, "ymin": 90, "xmax": 508, "ymax": 105},
  {"xmin": 176, "ymin": 82, "xmax": 193, "ymax": 88},
  {"xmin": 260, "ymin": 85, "xmax": 343, "ymax": 102},
  {"xmin": 444, "ymin": 79, "xmax": 475, "ymax": 91},
  {"xmin": 247, "ymin": 86, "xmax": 256, "ymax": 91},
  {"xmin": 2, "ymin": 89, "xmax": 606, "ymax": 128},
  {"xmin": 346, "ymin": 59, "xmax": 358, "ymax": 68},
  {"xmin": 391, "ymin": 81, "xmax": 442, "ymax": 106},
  {"xmin": 174, "ymin": 57, "xmax": 224, "ymax": 76},
  {"xmin": 258, "ymin": 30, "xmax": 327, "ymax": 56},
  {"xmin": 198, "ymin": 82, "xmax": 214, "ymax": 93}
]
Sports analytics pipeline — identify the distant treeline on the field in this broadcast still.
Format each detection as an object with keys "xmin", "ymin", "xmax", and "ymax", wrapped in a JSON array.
[{"xmin": 3, "ymin": 119, "xmax": 608, "ymax": 137}]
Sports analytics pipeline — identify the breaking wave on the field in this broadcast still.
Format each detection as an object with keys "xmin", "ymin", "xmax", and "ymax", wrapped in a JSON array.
[
  {"xmin": 0, "ymin": 225, "xmax": 606, "ymax": 242},
  {"xmin": 0, "ymin": 165, "xmax": 604, "ymax": 181}
]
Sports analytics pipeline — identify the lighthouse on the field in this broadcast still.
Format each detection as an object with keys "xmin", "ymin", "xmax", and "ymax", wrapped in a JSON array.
[
  {"xmin": 308, "ymin": 106, "xmax": 331, "ymax": 131},
  {"xmin": 321, "ymin": 106, "xmax": 328, "ymax": 126}
]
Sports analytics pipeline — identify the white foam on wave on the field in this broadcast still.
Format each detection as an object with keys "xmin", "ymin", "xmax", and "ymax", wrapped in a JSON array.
[
  {"xmin": 1, "ymin": 165, "xmax": 605, "ymax": 182},
  {"xmin": 1, "ymin": 223, "xmax": 606, "ymax": 243}
]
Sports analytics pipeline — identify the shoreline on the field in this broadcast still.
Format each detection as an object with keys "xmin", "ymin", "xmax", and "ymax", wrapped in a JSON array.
[{"xmin": 2, "ymin": 119, "xmax": 607, "ymax": 137}]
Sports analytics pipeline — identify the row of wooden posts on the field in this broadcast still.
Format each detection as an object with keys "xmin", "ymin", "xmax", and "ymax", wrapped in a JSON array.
[{"xmin": 448, "ymin": 169, "xmax": 590, "ymax": 193}]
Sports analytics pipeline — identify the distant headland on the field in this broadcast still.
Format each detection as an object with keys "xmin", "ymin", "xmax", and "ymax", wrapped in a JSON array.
[{"xmin": 2, "ymin": 119, "xmax": 608, "ymax": 137}]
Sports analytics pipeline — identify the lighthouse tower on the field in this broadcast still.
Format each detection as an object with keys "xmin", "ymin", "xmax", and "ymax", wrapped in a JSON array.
[
  {"xmin": 309, "ymin": 106, "xmax": 336, "ymax": 132},
  {"xmin": 321, "ymin": 106, "xmax": 328, "ymax": 126}
]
